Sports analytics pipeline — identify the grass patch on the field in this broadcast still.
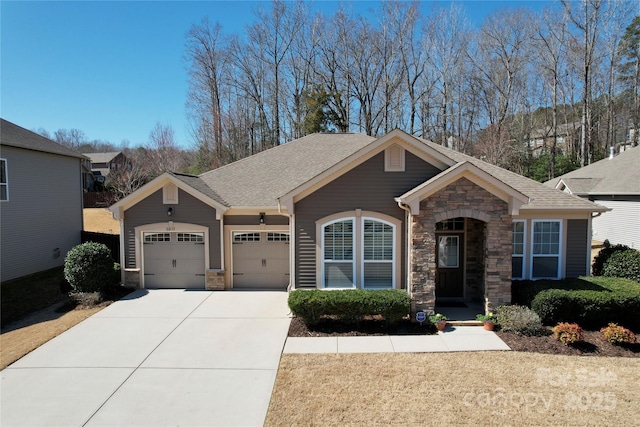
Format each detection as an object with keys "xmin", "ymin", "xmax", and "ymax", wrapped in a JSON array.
[
  {"xmin": 265, "ymin": 353, "xmax": 640, "ymax": 426},
  {"xmin": 1, "ymin": 267, "xmax": 69, "ymax": 325}
]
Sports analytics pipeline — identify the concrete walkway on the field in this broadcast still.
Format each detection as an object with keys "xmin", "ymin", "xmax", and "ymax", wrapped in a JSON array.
[
  {"xmin": 284, "ymin": 325, "xmax": 511, "ymax": 354},
  {"xmin": 1, "ymin": 290, "xmax": 291, "ymax": 427}
]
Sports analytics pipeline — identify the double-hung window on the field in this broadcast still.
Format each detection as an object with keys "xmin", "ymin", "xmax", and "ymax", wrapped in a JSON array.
[
  {"xmin": 0, "ymin": 159, "xmax": 7, "ymax": 201},
  {"xmin": 323, "ymin": 219, "xmax": 355, "ymax": 288},
  {"xmin": 531, "ymin": 220, "xmax": 561, "ymax": 279},
  {"xmin": 321, "ymin": 216, "xmax": 396, "ymax": 289},
  {"xmin": 512, "ymin": 221, "xmax": 525, "ymax": 279}
]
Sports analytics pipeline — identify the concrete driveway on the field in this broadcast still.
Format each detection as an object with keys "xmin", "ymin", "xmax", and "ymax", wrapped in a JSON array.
[{"xmin": 1, "ymin": 290, "xmax": 291, "ymax": 427}]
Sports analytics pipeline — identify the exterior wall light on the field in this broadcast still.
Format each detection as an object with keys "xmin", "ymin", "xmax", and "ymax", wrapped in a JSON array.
[
  {"xmin": 259, "ymin": 212, "xmax": 265, "ymax": 224},
  {"xmin": 167, "ymin": 207, "xmax": 173, "ymax": 217}
]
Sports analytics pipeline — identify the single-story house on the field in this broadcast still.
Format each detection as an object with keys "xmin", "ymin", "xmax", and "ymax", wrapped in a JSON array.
[
  {"xmin": 545, "ymin": 146, "xmax": 639, "ymax": 249},
  {"xmin": 1, "ymin": 118, "xmax": 85, "ymax": 281},
  {"xmin": 110, "ymin": 130, "xmax": 607, "ymax": 314}
]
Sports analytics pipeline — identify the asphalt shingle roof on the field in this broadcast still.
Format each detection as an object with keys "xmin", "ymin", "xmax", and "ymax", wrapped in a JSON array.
[
  {"xmin": 421, "ymin": 138, "xmax": 605, "ymax": 211},
  {"xmin": 169, "ymin": 131, "xmax": 604, "ymax": 212},
  {"xmin": 198, "ymin": 133, "xmax": 375, "ymax": 207},
  {"xmin": 84, "ymin": 152, "xmax": 122, "ymax": 164},
  {"xmin": 544, "ymin": 146, "xmax": 640, "ymax": 195},
  {"xmin": 0, "ymin": 118, "xmax": 85, "ymax": 159}
]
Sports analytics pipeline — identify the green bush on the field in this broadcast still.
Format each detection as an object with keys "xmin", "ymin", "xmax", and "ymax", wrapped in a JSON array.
[
  {"xmin": 552, "ymin": 322, "xmax": 583, "ymax": 345},
  {"xmin": 531, "ymin": 288, "xmax": 640, "ymax": 330},
  {"xmin": 64, "ymin": 242, "xmax": 120, "ymax": 294},
  {"xmin": 592, "ymin": 243, "xmax": 630, "ymax": 276},
  {"xmin": 600, "ymin": 323, "xmax": 636, "ymax": 345},
  {"xmin": 602, "ymin": 249, "xmax": 640, "ymax": 283},
  {"xmin": 288, "ymin": 289, "xmax": 410, "ymax": 325},
  {"xmin": 495, "ymin": 305, "xmax": 545, "ymax": 336}
]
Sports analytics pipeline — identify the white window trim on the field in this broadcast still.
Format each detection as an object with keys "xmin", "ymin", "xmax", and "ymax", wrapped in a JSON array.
[
  {"xmin": 317, "ymin": 211, "xmax": 401, "ymax": 290},
  {"xmin": 0, "ymin": 158, "xmax": 8, "ymax": 202},
  {"xmin": 530, "ymin": 219, "xmax": 562, "ymax": 280},
  {"xmin": 361, "ymin": 217, "xmax": 396, "ymax": 289},
  {"xmin": 321, "ymin": 217, "xmax": 356, "ymax": 289},
  {"xmin": 512, "ymin": 220, "xmax": 526, "ymax": 280}
]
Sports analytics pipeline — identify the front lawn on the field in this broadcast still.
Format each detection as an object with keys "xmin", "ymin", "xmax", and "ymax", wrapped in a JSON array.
[{"xmin": 266, "ymin": 352, "xmax": 640, "ymax": 426}]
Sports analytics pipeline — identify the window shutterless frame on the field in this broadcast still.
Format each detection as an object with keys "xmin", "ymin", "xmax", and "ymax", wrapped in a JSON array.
[
  {"xmin": 530, "ymin": 220, "xmax": 562, "ymax": 280},
  {"xmin": 512, "ymin": 220, "xmax": 526, "ymax": 280},
  {"xmin": 0, "ymin": 158, "xmax": 8, "ymax": 201}
]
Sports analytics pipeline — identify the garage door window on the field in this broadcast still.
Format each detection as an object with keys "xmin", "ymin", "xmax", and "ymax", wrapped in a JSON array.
[
  {"xmin": 234, "ymin": 233, "xmax": 261, "ymax": 242},
  {"xmin": 177, "ymin": 233, "xmax": 204, "ymax": 242},
  {"xmin": 268, "ymin": 232, "xmax": 290, "ymax": 242},
  {"xmin": 144, "ymin": 233, "xmax": 171, "ymax": 242}
]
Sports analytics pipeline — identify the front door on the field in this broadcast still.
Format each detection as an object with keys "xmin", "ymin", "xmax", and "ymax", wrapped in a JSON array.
[{"xmin": 436, "ymin": 234, "xmax": 464, "ymax": 298}]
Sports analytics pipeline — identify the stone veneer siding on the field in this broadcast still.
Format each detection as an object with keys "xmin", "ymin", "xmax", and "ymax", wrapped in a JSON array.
[{"xmin": 410, "ymin": 177, "xmax": 512, "ymax": 315}]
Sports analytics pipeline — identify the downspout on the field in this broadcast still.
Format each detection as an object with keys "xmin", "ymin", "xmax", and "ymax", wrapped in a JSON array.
[
  {"xmin": 278, "ymin": 199, "xmax": 295, "ymax": 291},
  {"xmin": 396, "ymin": 200, "xmax": 412, "ymax": 294}
]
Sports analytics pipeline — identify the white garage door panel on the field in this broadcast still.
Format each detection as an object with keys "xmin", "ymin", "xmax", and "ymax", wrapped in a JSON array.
[
  {"xmin": 232, "ymin": 233, "xmax": 289, "ymax": 290},
  {"xmin": 143, "ymin": 233, "xmax": 205, "ymax": 289}
]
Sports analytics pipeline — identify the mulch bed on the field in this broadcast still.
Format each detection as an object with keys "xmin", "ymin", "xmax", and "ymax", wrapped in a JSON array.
[
  {"xmin": 497, "ymin": 329, "xmax": 640, "ymax": 358},
  {"xmin": 288, "ymin": 317, "xmax": 640, "ymax": 357},
  {"xmin": 288, "ymin": 316, "xmax": 436, "ymax": 337}
]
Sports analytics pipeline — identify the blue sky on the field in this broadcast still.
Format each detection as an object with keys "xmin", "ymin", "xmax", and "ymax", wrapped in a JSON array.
[{"xmin": 1, "ymin": 1, "xmax": 550, "ymax": 149}]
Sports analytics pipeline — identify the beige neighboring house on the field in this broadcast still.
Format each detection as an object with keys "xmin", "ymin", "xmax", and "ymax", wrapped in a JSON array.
[
  {"xmin": 545, "ymin": 146, "xmax": 640, "ymax": 249},
  {"xmin": 0, "ymin": 118, "xmax": 85, "ymax": 281},
  {"xmin": 110, "ymin": 129, "xmax": 607, "ymax": 315},
  {"xmin": 528, "ymin": 122, "xmax": 580, "ymax": 158}
]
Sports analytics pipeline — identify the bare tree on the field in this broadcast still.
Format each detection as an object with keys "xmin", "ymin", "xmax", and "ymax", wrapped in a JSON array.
[{"xmin": 145, "ymin": 122, "xmax": 186, "ymax": 177}]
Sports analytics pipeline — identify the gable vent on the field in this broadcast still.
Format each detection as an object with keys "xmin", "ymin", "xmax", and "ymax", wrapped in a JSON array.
[{"xmin": 385, "ymin": 144, "xmax": 405, "ymax": 172}]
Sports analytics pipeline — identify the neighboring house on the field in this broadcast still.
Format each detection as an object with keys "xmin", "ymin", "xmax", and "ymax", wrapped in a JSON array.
[
  {"xmin": 545, "ymin": 146, "xmax": 640, "ymax": 249},
  {"xmin": 110, "ymin": 129, "xmax": 606, "ymax": 314},
  {"xmin": 0, "ymin": 118, "xmax": 85, "ymax": 282},
  {"xmin": 84, "ymin": 151, "xmax": 130, "ymax": 178},
  {"xmin": 528, "ymin": 122, "xmax": 580, "ymax": 158}
]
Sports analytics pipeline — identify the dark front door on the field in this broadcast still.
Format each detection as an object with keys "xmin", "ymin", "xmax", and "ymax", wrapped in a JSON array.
[{"xmin": 436, "ymin": 234, "xmax": 464, "ymax": 298}]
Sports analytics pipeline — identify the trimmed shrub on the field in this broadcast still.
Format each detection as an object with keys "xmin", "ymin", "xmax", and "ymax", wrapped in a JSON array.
[
  {"xmin": 553, "ymin": 322, "xmax": 583, "ymax": 345},
  {"xmin": 288, "ymin": 289, "xmax": 410, "ymax": 325},
  {"xmin": 602, "ymin": 249, "xmax": 640, "ymax": 283},
  {"xmin": 64, "ymin": 242, "xmax": 120, "ymax": 294},
  {"xmin": 592, "ymin": 243, "xmax": 630, "ymax": 276},
  {"xmin": 531, "ymin": 287, "xmax": 640, "ymax": 330},
  {"xmin": 495, "ymin": 305, "xmax": 545, "ymax": 336},
  {"xmin": 600, "ymin": 323, "xmax": 636, "ymax": 345}
]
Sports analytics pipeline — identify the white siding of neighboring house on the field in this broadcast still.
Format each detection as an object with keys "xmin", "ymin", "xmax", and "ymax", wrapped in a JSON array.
[
  {"xmin": 0, "ymin": 145, "xmax": 83, "ymax": 281},
  {"xmin": 591, "ymin": 198, "xmax": 640, "ymax": 249}
]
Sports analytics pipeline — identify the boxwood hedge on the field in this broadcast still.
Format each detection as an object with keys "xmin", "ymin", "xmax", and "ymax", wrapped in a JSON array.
[{"xmin": 288, "ymin": 289, "xmax": 410, "ymax": 325}]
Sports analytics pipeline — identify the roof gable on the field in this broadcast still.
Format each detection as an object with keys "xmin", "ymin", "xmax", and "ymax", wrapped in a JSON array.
[
  {"xmin": 279, "ymin": 129, "xmax": 456, "ymax": 212},
  {"xmin": 0, "ymin": 118, "xmax": 85, "ymax": 159},
  {"xmin": 84, "ymin": 152, "xmax": 123, "ymax": 164},
  {"xmin": 110, "ymin": 172, "xmax": 228, "ymax": 220},
  {"xmin": 396, "ymin": 161, "xmax": 530, "ymax": 215}
]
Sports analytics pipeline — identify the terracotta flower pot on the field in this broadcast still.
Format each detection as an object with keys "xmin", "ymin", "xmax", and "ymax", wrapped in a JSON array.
[
  {"xmin": 437, "ymin": 320, "xmax": 447, "ymax": 331},
  {"xmin": 484, "ymin": 321, "xmax": 495, "ymax": 331}
]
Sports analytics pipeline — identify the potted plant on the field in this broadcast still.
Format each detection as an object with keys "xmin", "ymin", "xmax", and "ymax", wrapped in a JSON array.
[
  {"xmin": 429, "ymin": 313, "xmax": 448, "ymax": 331},
  {"xmin": 476, "ymin": 312, "xmax": 497, "ymax": 331}
]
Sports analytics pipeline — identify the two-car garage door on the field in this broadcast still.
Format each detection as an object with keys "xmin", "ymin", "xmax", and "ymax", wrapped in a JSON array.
[
  {"xmin": 143, "ymin": 232, "xmax": 205, "ymax": 289},
  {"xmin": 232, "ymin": 232, "xmax": 290, "ymax": 290}
]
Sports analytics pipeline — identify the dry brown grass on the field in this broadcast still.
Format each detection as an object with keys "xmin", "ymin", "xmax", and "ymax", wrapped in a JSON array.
[
  {"xmin": 1, "ymin": 305, "xmax": 102, "ymax": 369},
  {"xmin": 83, "ymin": 208, "xmax": 119, "ymax": 234},
  {"xmin": 266, "ymin": 352, "xmax": 640, "ymax": 426}
]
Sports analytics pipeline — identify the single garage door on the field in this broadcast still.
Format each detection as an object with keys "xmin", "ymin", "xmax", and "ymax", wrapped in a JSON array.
[
  {"xmin": 232, "ymin": 232, "xmax": 289, "ymax": 290},
  {"xmin": 143, "ymin": 232, "xmax": 205, "ymax": 289}
]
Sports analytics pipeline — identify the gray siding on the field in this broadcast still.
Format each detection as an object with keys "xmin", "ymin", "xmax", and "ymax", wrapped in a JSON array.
[
  {"xmin": 295, "ymin": 151, "xmax": 442, "ymax": 287},
  {"xmin": 566, "ymin": 219, "xmax": 588, "ymax": 277},
  {"xmin": 0, "ymin": 145, "xmax": 83, "ymax": 281},
  {"xmin": 589, "ymin": 196, "xmax": 640, "ymax": 249},
  {"xmin": 123, "ymin": 189, "xmax": 221, "ymax": 269},
  {"xmin": 224, "ymin": 215, "xmax": 289, "ymax": 226}
]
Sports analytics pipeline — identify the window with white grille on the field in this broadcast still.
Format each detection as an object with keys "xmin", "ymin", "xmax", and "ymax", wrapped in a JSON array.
[
  {"xmin": 267, "ymin": 232, "xmax": 289, "ymax": 242},
  {"xmin": 233, "ymin": 233, "xmax": 261, "ymax": 242},
  {"xmin": 144, "ymin": 233, "xmax": 171, "ymax": 242},
  {"xmin": 177, "ymin": 233, "xmax": 204, "ymax": 242}
]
